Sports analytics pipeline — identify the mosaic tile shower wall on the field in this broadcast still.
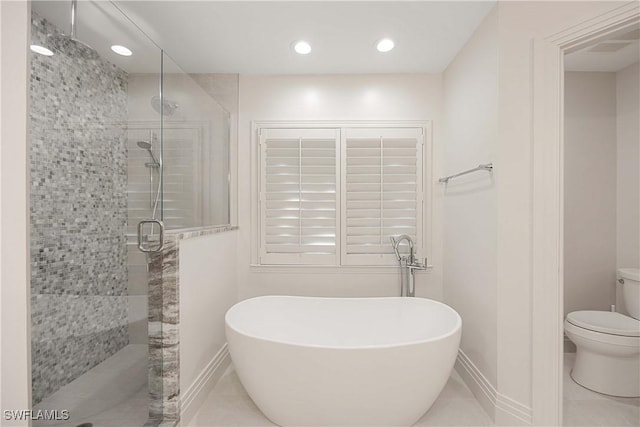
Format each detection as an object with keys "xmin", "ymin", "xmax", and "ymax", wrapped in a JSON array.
[{"xmin": 30, "ymin": 12, "xmax": 129, "ymax": 404}]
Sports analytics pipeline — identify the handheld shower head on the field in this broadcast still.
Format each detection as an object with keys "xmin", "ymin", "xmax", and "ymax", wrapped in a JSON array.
[
  {"xmin": 136, "ymin": 140, "xmax": 160, "ymax": 166},
  {"xmin": 137, "ymin": 140, "xmax": 152, "ymax": 150}
]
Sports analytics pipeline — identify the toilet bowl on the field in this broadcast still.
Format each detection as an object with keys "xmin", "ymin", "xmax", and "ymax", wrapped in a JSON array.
[{"xmin": 564, "ymin": 268, "xmax": 640, "ymax": 397}]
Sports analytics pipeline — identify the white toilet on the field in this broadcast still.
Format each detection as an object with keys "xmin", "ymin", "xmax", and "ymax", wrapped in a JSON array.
[{"xmin": 564, "ymin": 268, "xmax": 640, "ymax": 397}]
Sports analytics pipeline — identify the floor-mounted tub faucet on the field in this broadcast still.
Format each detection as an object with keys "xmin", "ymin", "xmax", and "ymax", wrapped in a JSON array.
[{"xmin": 390, "ymin": 235, "xmax": 427, "ymax": 297}]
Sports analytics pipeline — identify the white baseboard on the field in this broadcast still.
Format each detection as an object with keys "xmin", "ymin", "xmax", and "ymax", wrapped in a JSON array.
[
  {"xmin": 180, "ymin": 343, "xmax": 231, "ymax": 425},
  {"xmin": 455, "ymin": 350, "xmax": 532, "ymax": 426},
  {"xmin": 495, "ymin": 391, "xmax": 532, "ymax": 426},
  {"xmin": 455, "ymin": 350, "xmax": 497, "ymax": 420}
]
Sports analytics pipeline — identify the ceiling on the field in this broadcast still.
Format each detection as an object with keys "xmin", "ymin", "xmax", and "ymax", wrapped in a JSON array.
[
  {"xmin": 32, "ymin": 1, "xmax": 164, "ymax": 74},
  {"xmin": 33, "ymin": 1, "xmax": 497, "ymax": 75},
  {"xmin": 565, "ymin": 27, "xmax": 640, "ymax": 72}
]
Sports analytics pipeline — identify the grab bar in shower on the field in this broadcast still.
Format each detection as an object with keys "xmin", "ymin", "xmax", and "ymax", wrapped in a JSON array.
[{"xmin": 438, "ymin": 163, "xmax": 493, "ymax": 184}]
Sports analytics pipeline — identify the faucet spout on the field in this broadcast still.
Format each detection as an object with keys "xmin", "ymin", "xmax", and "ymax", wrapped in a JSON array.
[
  {"xmin": 391, "ymin": 234, "xmax": 414, "ymax": 263},
  {"xmin": 390, "ymin": 235, "xmax": 427, "ymax": 297}
]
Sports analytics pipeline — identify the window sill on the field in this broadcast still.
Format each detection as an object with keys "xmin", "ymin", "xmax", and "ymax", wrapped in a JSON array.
[{"xmin": 249, "ymin": 264, "xmax": 433, "ymax": 274}]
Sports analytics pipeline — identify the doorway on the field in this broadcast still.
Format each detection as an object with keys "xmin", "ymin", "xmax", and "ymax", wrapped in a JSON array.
[
  {"xmin": 562, "ymin": 27, "xmax": 639, "ymax": 426},
  {"xmin": 531, "ymin": 4, "xmax": 639, "ymax": 426}
]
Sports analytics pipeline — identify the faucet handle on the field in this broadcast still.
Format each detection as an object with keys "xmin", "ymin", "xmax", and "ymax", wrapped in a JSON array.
[
  {"xmin": 408, "ymin": 257, "xmax": 428, "ymax": 270},
  {"xmin": 390, "ymin": 236, "xmax": 401, "ymax": 261}
]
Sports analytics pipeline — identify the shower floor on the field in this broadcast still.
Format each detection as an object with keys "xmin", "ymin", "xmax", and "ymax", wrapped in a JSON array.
[{"xmin": 33, "ymin": 344, "xmax": 148, "ymax": 427}]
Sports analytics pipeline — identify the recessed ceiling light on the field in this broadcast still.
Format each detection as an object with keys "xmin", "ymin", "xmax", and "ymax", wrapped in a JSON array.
[
  {"xmin": 293, "ymin": 41, "xmax": 312, "ymax": 55},
  {"xmin": 111, "ymin": 45, "xmax": 133, "ymax": 56},
  {"xmin": 30, "ymin": 45, "xmax": 54, "ymax": 56},
  {"xmin": 376, "ymin": 38, "xmax": 395, "ymax": 53}
]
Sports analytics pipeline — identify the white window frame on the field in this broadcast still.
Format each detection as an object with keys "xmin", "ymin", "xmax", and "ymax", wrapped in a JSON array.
[{"xmin": 252, "ymin": 120, "xmax": 432, "ymax": 269}]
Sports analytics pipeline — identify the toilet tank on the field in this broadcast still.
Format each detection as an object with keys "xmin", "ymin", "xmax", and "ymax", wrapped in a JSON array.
[{"xmin": 619, "ymin": 268, "xmax": 640, "ymax": 320}]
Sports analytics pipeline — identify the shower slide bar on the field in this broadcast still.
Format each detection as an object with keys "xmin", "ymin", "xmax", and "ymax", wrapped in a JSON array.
[{"xmin": 438, "ymin": 163, "xmax": 493, "ymax": 184}]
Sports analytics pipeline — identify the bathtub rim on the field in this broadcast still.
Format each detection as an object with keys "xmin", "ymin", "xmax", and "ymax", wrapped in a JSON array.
[{"xmin": 225, "ymin": 295, "xmax": 462, "ymax": 351}]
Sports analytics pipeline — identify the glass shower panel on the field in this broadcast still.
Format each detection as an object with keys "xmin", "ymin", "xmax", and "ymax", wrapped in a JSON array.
[
  {"xmin": 161, "ymin": 53, "xmax": 231, "ymax": 229},
  {"xmin": 29, "ymin": 1, "xmax": 162, "ymax": 425}
]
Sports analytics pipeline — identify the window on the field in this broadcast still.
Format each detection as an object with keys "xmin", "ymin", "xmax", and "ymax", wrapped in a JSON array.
[
  {"xmin": 259, "ymin": 128, "xmax": 339, "ymax": 265},
  {"xmin": 342, "ymin": 127, "xmax": 423, "ymax": 265},
  {"xmin": 258, "ymin": 123, "xmax": 427, "ymax": 267}
]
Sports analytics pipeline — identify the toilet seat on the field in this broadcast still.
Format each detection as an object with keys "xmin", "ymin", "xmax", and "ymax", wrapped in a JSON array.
[{"xmin": 566, "ymin": 311, "xmax": 640, "ymax": 337}]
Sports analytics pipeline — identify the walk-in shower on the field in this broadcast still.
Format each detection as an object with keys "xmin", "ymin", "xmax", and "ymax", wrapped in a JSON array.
[
  {"xmin": 29, "ymin": 2, "xmax": 158, "ymax": 424},
  {"xmin": 29, "ymin": 1, "xmax": 231, "ymax": 424}
]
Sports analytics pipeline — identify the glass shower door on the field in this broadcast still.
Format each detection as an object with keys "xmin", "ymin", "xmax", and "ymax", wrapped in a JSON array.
[{"xmin": 29, "ymin": 1, "xmax": 162, "ymax": 425}]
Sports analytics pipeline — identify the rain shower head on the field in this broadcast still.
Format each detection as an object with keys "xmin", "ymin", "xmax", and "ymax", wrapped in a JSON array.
[
  {"xmin": 47, "ymin": 0, "xmax": 99, "ymax": 60},
  {"xmin": 151, "ymin": 96, "xmax": 179, "ymax": 116},
  {"xmin": 48, "ymin": 35, "xmax": 99, "ymax": 60}
]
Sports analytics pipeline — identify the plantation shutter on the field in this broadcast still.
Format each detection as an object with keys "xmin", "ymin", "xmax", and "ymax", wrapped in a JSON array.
[
  {"xmin": 341, "ymin": 127, "xmax": 423, "ymax": 265},
  {"xmin": 259, "ymin": 128, "xmax": 340, "ymax": 265}
]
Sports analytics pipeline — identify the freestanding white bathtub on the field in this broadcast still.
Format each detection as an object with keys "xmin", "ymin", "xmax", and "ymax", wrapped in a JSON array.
[{"xmin": 225, "ymin": 296, "xmax": 462, "ymax": 426}]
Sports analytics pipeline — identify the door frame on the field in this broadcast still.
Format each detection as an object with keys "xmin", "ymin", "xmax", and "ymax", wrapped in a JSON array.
[{"xmin": 531, "ymin": 2, "xmax": 639, "ymax": 425}]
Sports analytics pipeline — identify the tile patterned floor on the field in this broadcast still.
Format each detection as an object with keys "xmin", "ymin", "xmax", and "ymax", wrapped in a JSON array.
[
  {"xmin": 185, "ymin": 365, "xmax": 493, "ymax": 427},
  {"xmin": 563, "ymin": 353, "xmax": 640, "ymax": 426},
  {"xmin": 33, "ymin": 344, "xmax": 149, "ymax": 427},
  {"xmin": 34, "ymin": 349, "xmax": 639, "ymax": 426}
]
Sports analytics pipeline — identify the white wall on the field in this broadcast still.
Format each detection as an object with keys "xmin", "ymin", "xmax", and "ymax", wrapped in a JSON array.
[
  {"xmin": 440, "ymin": 2, "xmax": 630, "ymax": 422},
  {"xmin": 443, "ymin": 6, "xmax": 498, "ymax": 393},
  {"xmin": 0, "ymin": 0, "xmax": 31, "ymax": 422},
  {"xmin": 494, "ymin": 1, "xmax": 628, "ymax": 421},
  {"xmin": 237, "ymin": 74, "xmax": 444, "ymax": 300},
  {"xmin": 616, "ymin": 62, "xmax": 640, "ymax": 315},
  {"xmin": 179, "ymin": 230, "xmax": 237, "ymax": 411},
  {"xmin": 616, "ymin": 62, "xmax": 639, "ymax": 270},
  {"xmin": 191, "ymin": 74, "xmax": 239, "ymax": 116},
  {"xmin": 564, "ymin": 72, "xmax": 617, "ymax": 316}
]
